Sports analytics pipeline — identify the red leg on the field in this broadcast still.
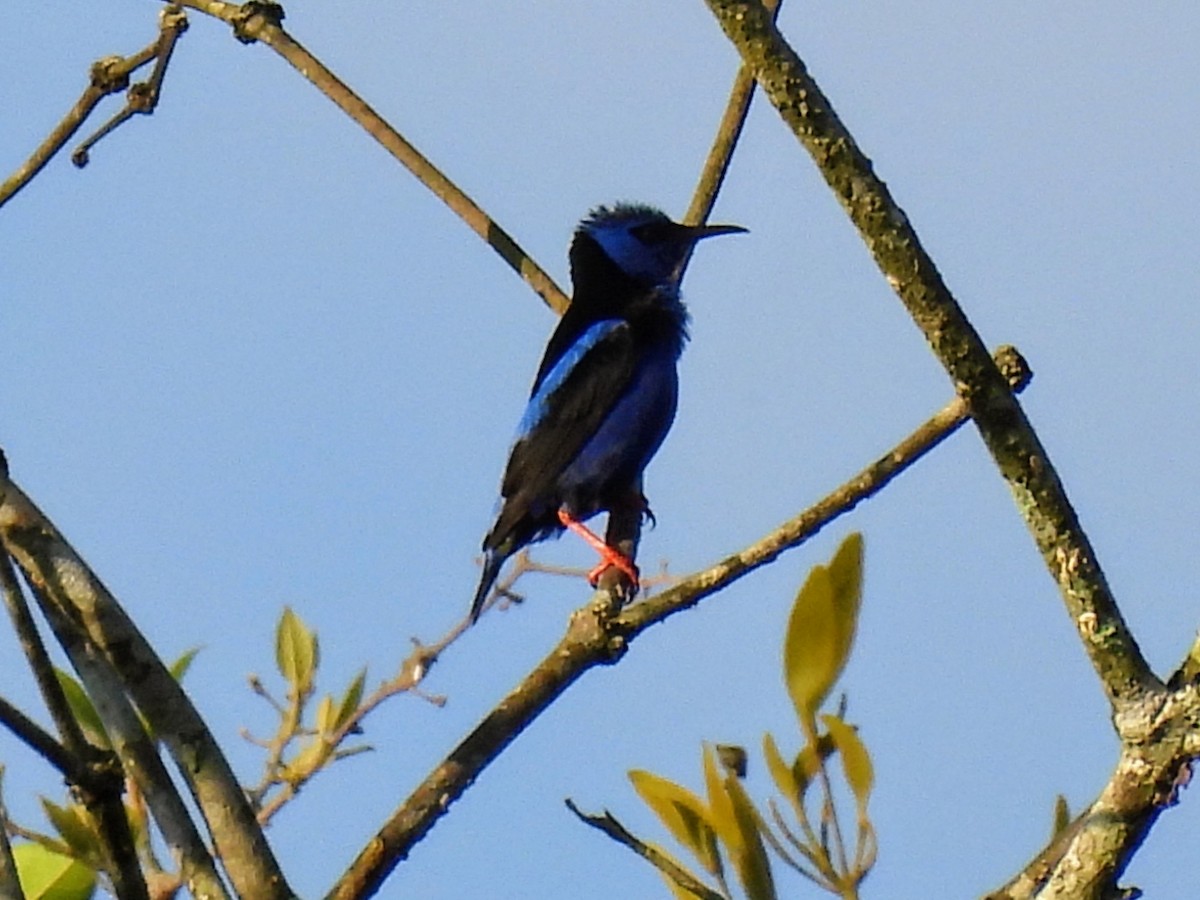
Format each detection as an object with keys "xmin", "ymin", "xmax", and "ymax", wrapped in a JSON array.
[{"xmin": 557, "ymin": 508, "xmax": 640, "ymax": 589}]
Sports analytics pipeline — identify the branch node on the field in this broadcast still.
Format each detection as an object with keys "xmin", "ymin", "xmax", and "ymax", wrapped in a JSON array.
[
  {"xmin": 994, "ymin": 344, "xmax": 1034, "ymax": 392},
  {"xmin": 232, "ymin": 2, "xmax": 286, "ymax": 45},
  {"xmin": 89, "ymin": 56, "xmax": 131, "ymax": 95}
]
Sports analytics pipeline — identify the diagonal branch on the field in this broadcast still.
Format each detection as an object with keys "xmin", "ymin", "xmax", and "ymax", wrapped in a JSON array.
[
  {"xmin": 565, "ymin": 799, "xmax": 726, "ymax": 900},
  {"xmin": 22, "ymin": 574, "xmax": 231, "ymax": 900},
  {"xmin": 0, "ymin": 481, "xmax": 289, "ymax": 900},
  {"xmin": 72, "ymin": 6, "xmax": 190, "ymax": 168},
  {"xmin": 0, "ymin": 554, "xmax": 148, "ymax": 900},
  {"xmin": 162, "ymin": 0, "xmax": 569, "ymax": 313},
  {"xmin": 325, "ymin": 348, "xmax": 1029, "ymax": 900},
  {"xmin": 0, "ymin": 44, "xmax": 157, "ymax": 210},
  {"xmin": 702, "ymin": 0, "xmax": 1157, "ymax": 719}
]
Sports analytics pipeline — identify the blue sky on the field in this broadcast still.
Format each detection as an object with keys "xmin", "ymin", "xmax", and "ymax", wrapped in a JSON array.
[{"xmin": 4, "ymin": 2, "xmax": 1199, "ymax": 898}]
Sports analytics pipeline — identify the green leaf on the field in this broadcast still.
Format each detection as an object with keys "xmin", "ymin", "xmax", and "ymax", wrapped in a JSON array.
[
  {"xmin": 275, "ymin": 606, "xmax": 318, "ymax": 695},
  {"xmin": 168, "ymin": 647, "xmax": 202, "ymax": 682},
  {"xmin": 1052, "ymin": 794, "xmax": 1071, "ymax": 838},
  {"xmin": 783, "ymin": 533, "xmax": 864, "ymax": 733},
  {"xmin": 336, "ymin": 668, "xmax": 367, "ymax": 730},
  {"xmin": 39, "ymin": 800, "xmax": 98, "ymax": 864},
  {"xmin": 722, "ymin": 771, "xmax": 777, "ymax": 900},
  {"xmin": 13, "ymin": 843, "xmax": 96, "ymax": 900},
  {"xmin": 52, "ymin": 670, "xmax": 108, "ymax": 750},
  {"xmin": 821, "ymin": 715, "xmax": 874, "ymax": 813},
  {"xmin": 629, "ymin": 769, "xmax": 722, "ymax": 878}
]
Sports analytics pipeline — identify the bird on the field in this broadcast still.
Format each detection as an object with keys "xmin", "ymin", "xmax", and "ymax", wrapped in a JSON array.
[{"xmin": 470, "ymin": 203, "xmax": 745, "ymax": 621}]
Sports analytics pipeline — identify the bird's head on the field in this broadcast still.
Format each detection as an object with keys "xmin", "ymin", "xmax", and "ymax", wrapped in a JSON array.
[{"xmin": 574, "ymin": 204, "xmax": 746, "ymax": 288}]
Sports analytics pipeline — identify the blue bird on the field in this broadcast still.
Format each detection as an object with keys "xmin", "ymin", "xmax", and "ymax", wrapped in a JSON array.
[{"xmin": 470, "ymin": 203, "xmax": 745, "ymax": 621}]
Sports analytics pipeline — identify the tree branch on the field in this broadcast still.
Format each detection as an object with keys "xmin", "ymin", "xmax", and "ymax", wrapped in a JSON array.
[
  {"xmin": 0, "ymin": 554, "xmax": 148, "ymax": 900},
  {"xmin": 325, "ymin": 350, "xmax": 1029, "ymax": 899},
  {"xmin": 0, "ymin": 481, "xmax": 288, "ymax": 900},
  {"xmin": 0, "ymin": 19, "xmax": 168, "ymax": 209},
  {"xmin": 72, "ymin": 6, "xmax": 189, "ymax": 168},
  {"xmin": 565, "ymin": 799, "xmax": 726, "ymax": 900},
  {"xmin": 701, "ymin": 0, "xmax": 1157, "ymax": 720},
  {"xmin": 23, "ymin": 578, "xmax": 231, "ymax": 900},
  {"xmin": 162, "ymin": 0, "xmax": 569, "ymax": 313},
  {"xmin": 0, "ymin": 769, "xmax": 21, "ymax": 900}
]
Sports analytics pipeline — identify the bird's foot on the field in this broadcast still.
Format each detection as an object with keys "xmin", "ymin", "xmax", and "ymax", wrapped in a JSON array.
[
  {"xmin": 557, "ymin": 508, "xmax": 641, "ymax": 592},
  {"xmin": 586, "ymin": 550, "xmax": 640, "ymax": 590}
]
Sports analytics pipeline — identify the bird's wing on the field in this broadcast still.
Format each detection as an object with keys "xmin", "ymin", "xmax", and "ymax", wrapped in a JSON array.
[{"xmin": 495, "ymin": 318, "xmax": 636, "ymax": 522}]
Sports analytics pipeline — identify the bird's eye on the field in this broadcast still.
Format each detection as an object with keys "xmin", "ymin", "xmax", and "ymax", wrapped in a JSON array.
[{"xmin": 629, "ymin": 221, "xmax": 674, "ymax": 245}]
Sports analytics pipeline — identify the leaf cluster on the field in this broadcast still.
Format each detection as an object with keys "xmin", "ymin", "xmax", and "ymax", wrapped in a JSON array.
[{"xmin": 592, "ymin": 534, "xmax": 874, "ymax": 899}]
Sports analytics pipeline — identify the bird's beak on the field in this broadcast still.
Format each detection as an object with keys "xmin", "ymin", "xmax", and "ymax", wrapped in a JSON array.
[{"xmin": 681, "ymin": 222, "xmax": 748, "ymax": 241}]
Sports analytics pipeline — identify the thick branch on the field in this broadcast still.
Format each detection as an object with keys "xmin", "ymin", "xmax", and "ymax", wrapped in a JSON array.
[
  {"xmin": 702, "ymin": 0, "xmax": 1156, "ymax": 717},
  {"xmin": 24, "ymin": 578, "xmax": 230, "ymax": 900},
  {"xmin": 326, "ymin": 352, "xmax": 1027, "ymax": 899},
  {"xmin": 0, "ymin": 483, "xmax": 289, "ymax": 900},
  {"xmin": 0, "ymin": 555, "xmax": 147, "ymax": 900}
]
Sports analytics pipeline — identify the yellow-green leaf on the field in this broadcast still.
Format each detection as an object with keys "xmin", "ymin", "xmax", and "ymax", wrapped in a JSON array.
[
  {"xmin": 53, "ymin": 671, "xmax": 108, "ymax": 750},
  {"xmin": 169, "ymin": 647, "xmax": 202, "ymax": 682},
  {"xmin": 13, "ymin": 843, "xmax": 96, "ymax": 900},
  {"xmin": 783, "ymin": 534, "xmax": 864, "ymax": 733},
  {"xmin": 793, "ymin": 742, "xmax": 821, "ymax": 795},
  {"xmin": 315, "ymin": 695, "xmax": 336, "ymax": 735},
  {"xmin": 1052, "ymin": 794, "xmax": 1070, "ymax": 838},
  {"xmin": 284, "ymin": 737, "xmax": 330, "ymax": 782},
  {"xmin": 39, "ymin": 799, "xmax": 99, "ymax": 864},
  {"xmin": 762, "ymin": 733, "xmax": 798, "ymax": 806},
  {"xmin": 336, "ymin": 668, "xmax": 367, "ymax": 730},
  {"xmin": 276, "ymin": 606, "xmax": 318, "ymax": 695},
  {"xmin": 629, "ymin": 769, "xmax": 722, "ymax": 878},
  {"xmin": 644, "ymin": 841, "xmax": 715, "ymax": 900},
  {"xmin": 701, "ymin": 744, "xmax": 736, "ymax": 849},
  {"xmin": 822, "ymin": 715, "xmax": 873, "ymax": 813},
  {"xmin": 723, "ymin": 772, "xmax": 776, "ymax": 900}
]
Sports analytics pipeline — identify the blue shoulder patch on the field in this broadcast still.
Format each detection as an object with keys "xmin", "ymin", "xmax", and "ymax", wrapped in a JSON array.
[{"xmin": 516, "ymin": 319, "xmax": 626, "ymax": 438}]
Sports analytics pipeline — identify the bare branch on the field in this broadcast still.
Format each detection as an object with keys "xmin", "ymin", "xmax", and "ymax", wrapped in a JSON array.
[
  {"xmin": 72, "ymin": 6, "xmax": 189, "ymax": 168},
  {"xmin": 702, "ymin": 0, "xmax": 1157, "ymax": 719},
  {"xmin": 565, "ymin": 800, "xmax": 727, "ymax": 900},
  {"xmin": 165, "ymin": 0, "xmax": 569, "ymax": 313},
  {"xmin": 0, "ymin": 31, "xmax": 160, "ymax": 209}
]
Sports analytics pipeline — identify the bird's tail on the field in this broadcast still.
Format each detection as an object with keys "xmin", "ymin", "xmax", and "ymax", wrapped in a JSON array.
[{"xmin": 470, "ymin": 550, "xmax": 506, "ymax": 623}]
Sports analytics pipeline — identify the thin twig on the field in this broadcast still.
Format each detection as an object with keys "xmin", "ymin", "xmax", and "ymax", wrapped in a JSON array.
[
  {"xmin": 684, "ymin": 0, "xmax": 781, "ymax": 228},
  {"xmin": 0, "ymin": 553, "xmax": 92, "ymax": 768},
  {"xmin": 73, "ymin": 6, "xmax": 189, "ymax": 168},
  {"xmin": 0, "ymin": 769, "xmax": 23, "ymax": 900},
  {"xmin": 165, "ymin": 0, "xmax": 569, "ymax": 313},
  {"xmin": 0, "ymin": 38, "xmax": 159, "ymax": 209},
  {"xmin": 324, "ymin": 353, "xmax": 1030, "ymax": 900},
  {"xmin": 0, "ymin": 695, "xmax": 77, "ymax": 781},
  {"xmin": 565, "ymin": 800, "xmax": 726, "ymax": 900}
]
